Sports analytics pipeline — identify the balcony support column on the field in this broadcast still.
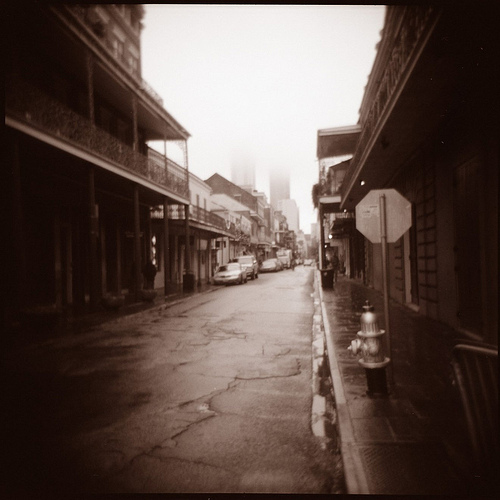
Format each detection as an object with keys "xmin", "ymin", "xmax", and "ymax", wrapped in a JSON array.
[
  {"xmin": 319, "ymin": 203, "xmax": 326, "ymax": 269},
  {"xmin": 85, "ymin": 51, "xmax": 95, "ymax": 125},
  {"xmin": 116, "ymin": 220, "xmax": 122, "ymax": 295},
  {"xmin": 184, "ymin": 204, "xmax": 191, "ymax": 273},
  {"xmin": 132, "ymin": 96, "xmax": 138, "ymax": 152},
  {"xmin": 197, "ymin": 232, "xmax": 202, "ymax": 287},
  {"xmin": 183, "ymin": 204, "xmax": 194, "ymax": 292},
  {"xmin": 133, "ymin": 184, "xmax": 142, "ymax": 300},
  {"xmin": 12, "ymin": 135, "xmax": 27, "ymax": 314},
  {"xmin": 88, "ymin": 166, "xmax": 99, "ymax": 310},
  {"xmin": 163, "ymin": 137, "xmax": 168, "ymax": 167},
  {"xmin": 163, "ymin": 196, "xmax": 169, "ymax": 296},
  {"xmin": 206, "ymin": 238, "xmax": 212, "ymax": 282}
]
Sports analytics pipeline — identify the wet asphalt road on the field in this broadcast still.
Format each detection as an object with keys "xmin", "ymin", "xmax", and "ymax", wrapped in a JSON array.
[{"xmin": 4, "ymin": 266, "xmax": 341, "ymax": 494}]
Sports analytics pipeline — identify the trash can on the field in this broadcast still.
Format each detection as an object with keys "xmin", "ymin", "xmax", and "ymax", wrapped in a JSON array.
[
  {"xmin": 183, "ymin": 271, "xmax": 195, "ymax": 292},
  {"xmin": 320, "ymin": 268, "xmax": 334, "ymax": 289}
]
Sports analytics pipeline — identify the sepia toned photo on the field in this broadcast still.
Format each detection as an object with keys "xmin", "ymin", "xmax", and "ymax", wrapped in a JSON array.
[{"xmin": 3, "ymin": 2, "xmax": 497, "ymax": 497}]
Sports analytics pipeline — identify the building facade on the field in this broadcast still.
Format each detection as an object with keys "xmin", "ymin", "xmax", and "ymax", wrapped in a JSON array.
[
  {"xmin": 205, "ymin": 174, "xmax": 275, "ymax": 262},
  {"xmin": 277, "ymin": 199, "xmax": 300, "ymax": 233},
  {"xmin": 318, "ymin": 4, "xmax": 498, "ymax": 345},
  {"xmin": 5, "ymin": 4, "xmax": 193, "ymax": 326}
]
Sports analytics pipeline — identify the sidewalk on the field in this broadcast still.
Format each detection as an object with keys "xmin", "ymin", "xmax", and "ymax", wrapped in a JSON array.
[
  {"xmin": 7, "ymin": 282, "xmax": 220, "ymax": 343},
  {"xmin": 316, "ymin": 272, "xmax": 491, "ymax": 496}
]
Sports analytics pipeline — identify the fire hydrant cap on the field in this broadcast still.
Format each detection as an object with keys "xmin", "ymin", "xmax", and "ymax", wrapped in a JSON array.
[{"xmin": 362, "ymin": 300, "xmax": 374, "ymax": 313}]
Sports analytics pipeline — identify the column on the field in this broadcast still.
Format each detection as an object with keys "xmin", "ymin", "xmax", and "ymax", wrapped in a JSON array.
[
  {"xmin": 133, "ymin": 184, "xmax": 142, "ymax": 300},
  {"xmin": 100, "ymin": 222, "xmax": 107, "ymax": 294},
  {"xmin": 86, "ymin": 51, "xmax": 95, "ymax": 125},
  {"xmin": 197, "ymin": 232, "xmax": 201, "ymax": 286},
  {"xmin": 163, "ymin": 196, "xmax": 169, "ymax": 296},
  {"xmin": 89, "ymin": 166, "xmax": 99, "ymax": 309},
  {"xmin": 132, "ymin": 96, "xmax": 138, "ymax": 152},
  {"xmin": 184, "ymin": 204, "xmax": 191, "ymax": 272},
  {"xmin": 12, "ymin": 136, "xmax": 27, "ymax": 313},
  {"xmin": 206, "ymin": 238, "xmax": 211, "ymax": 281},
  {"xmin": 54, "ymin": 213, "xmax": 62, "ymax": 309},
  {"xmin": 319, "ymin": 204, "xmax": 326, "ymax": 269},
  {"xmin": 116, "ymin": 221, "xmax": 122, "ymax": 294},
  {"xmin": 183, "ymin": 204, "xmax": 194, "ymax": 291}
]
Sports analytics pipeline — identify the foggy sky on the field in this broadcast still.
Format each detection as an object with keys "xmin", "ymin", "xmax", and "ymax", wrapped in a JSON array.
[{"xmin": 141, "ymin": 4, "xmax": 386, "ymax": 233}]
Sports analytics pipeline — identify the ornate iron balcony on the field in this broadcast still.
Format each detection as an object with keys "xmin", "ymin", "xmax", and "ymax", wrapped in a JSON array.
[
  {"xmin": 167, "ymin": 205, "xmax": 238, "ymax": 237},
  {"xmin": 6, "ymin": 74, "xmax": 189, "ymax": 199},
  {"xmin": 343, "ymin": 5, "xmax": 438, "ymax": 192}
]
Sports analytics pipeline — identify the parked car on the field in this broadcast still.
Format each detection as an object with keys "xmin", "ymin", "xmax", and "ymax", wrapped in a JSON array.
[
  {"xmin": 213, "ymin": 263, "xmax": 247, "ymax": 286},
  {"xmin": 303, "ymin": 259, "xmax": 314, "ymax": 266},
  {"xmin": 276, "ymin": 249, "xmax": 292, "ymax": 269},
  {"xmin": 233, "ymin": 255, "xmax": 259, "ymax": 280},
  {"xmin": 259, "ymin": 258, "xmax": 281, "ymax": 273}
]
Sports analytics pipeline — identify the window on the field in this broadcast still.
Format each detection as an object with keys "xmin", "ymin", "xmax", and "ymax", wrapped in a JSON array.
[
  {"xmin": 128, "ymin": 55, "xmax": 138, "ymax": 75},
  {"xmin": 112, "ymin": 38, "xmax": 124, "ymax": 61}
]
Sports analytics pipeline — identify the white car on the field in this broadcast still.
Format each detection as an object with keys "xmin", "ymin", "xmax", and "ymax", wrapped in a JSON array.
[{"xmin": 213, "ymin": 263, "xmax": 247, "ymax": 286}]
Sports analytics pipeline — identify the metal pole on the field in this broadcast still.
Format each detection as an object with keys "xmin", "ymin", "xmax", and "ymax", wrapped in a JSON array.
[{"xmin": 379, "ymin": 194, "xmax": 394, "ymax": 388}]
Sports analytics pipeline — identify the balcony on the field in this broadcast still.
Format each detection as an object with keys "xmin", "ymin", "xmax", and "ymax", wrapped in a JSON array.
[
  {"xmin": 341, "ymin": 5, "xmax": 440, "ymax": 209},
  {"xmin": 167, "ymin": 205, "xmax": 238, "ymax": 238},
  {"xmin": 6, "ymin": 74, "xmax": 189, "ymax": 200}
]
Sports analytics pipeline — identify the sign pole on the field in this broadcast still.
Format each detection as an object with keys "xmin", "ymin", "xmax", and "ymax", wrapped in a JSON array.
[{"xmin": 379, "ymin": 194, "xmax": 394, "ymax": 389}]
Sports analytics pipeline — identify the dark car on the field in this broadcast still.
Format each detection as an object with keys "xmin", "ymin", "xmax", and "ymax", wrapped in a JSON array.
[{"xmin": 233, "ymin": 255, "xmax": 259, "ymax": 280}]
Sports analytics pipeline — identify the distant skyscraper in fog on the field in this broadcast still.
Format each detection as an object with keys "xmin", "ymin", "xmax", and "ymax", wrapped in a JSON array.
[
  {"xmin": 230, "ymin": 148, "xmax": 255, "ymax": 190},
  {"xmin": 270, "ymin": 169, "xmax": 290, "ymax": 210}
]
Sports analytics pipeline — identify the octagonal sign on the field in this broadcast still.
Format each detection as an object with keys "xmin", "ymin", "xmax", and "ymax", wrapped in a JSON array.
[{"xmin": 356, "ymin": 189, "xmax": 412, "ymax": 243}]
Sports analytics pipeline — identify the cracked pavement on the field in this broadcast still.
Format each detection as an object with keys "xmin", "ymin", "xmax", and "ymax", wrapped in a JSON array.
[{"xmin": 4, "ymin": 266, "xmax": 340, "ymax": 494}]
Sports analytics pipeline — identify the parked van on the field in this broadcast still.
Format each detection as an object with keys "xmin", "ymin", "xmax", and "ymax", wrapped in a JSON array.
[{"xmin": 276, "ymin": 249, "xmax": 292, "ymax": 269}]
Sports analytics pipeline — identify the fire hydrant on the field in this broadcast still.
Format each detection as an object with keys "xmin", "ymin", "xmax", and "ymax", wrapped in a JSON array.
[{"xmin": 348, "ymin": 300, "xmax": 390, "ymax": 396}]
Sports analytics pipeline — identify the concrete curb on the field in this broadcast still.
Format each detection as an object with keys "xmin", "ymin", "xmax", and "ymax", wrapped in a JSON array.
[
  {"xmin": 316, "ymin": 270, "xmax": 370, "ymax": 495},
  {"xmin": 310, "ymin": 273, "xmax": 329, "ymax": 446}
]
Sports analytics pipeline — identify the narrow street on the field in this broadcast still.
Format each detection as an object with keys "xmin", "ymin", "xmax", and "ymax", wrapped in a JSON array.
[{"xmin": 4, "ymin": 266, "xmax": 342, "ymax": 495}]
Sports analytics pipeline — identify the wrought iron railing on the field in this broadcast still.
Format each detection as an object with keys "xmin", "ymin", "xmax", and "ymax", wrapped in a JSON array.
[
  {"xmin": 167, "ymin": 205, "xmax": 238, "ymax": 237},
  {"xmin": 147, "ymin": 148, "xmax": 189, "ymax": 196},
  {"xmin": 342, "ymin": 5, "xmax": 437, "ymax": 193},
  {"xmin": 6, "ymin": 74, "xmax": 189, "ymax": 199}
]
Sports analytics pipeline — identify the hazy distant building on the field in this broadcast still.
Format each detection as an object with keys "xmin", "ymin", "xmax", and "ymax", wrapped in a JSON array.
[
  {"xmin": 277, "ymin": 199, "xmax": 299, "ymax": 233},
  {"xmin": 230, "ymin": 148, "xmax": 255, "ymax": 191},
  {"xmin": 270, "ymin": 169, "xmax": 290, "ymax": 210}
]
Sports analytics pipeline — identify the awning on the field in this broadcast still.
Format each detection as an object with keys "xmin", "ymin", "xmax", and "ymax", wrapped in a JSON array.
[
  {"xmin": 317, "ymin": 124, "xmax": 361, "ymax": 160},
  {"xmin": 319, "ymin": 195, "xmax": 342, "ymax": 214}
]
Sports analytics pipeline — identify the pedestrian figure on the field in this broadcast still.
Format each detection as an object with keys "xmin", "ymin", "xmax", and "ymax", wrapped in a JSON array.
[
  {"xmin": 142, "ymin": 259, "xmax": 157, "ymax": 290},
  {"xmin": 331, "ymin": 254, "xmax": 340, "ymax": 283}
]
